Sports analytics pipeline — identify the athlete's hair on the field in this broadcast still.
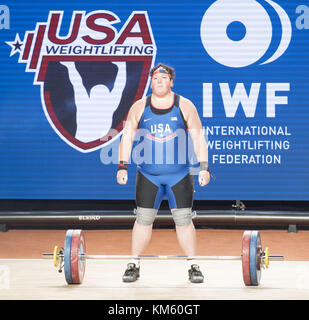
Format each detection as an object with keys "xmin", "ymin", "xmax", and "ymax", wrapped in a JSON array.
[{"xmin": 149, "ymin": 63, "xmax": 175, "ymax": 81}]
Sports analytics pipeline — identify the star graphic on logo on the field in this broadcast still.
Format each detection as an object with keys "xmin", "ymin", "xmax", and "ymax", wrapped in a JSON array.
[{"xmin": 6, "ymin": 33, "xmax": 23, "ymax": 57}]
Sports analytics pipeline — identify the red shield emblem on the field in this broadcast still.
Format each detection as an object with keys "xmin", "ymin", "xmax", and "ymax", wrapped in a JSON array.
[
  {"xmin": 7, "ymin": 10, "xmax": 156, "ymax": 152},
  {"xmin": 40, "ymin": 56, "xmax": 152, "ymax": 152}
]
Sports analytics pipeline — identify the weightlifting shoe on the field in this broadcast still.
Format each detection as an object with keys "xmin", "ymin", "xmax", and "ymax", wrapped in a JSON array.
[
  {"xmin": 188, "ymin": 264, "xmax": 204, "ymax": 283},
  {"xmin": 122, "ymin": 263, "xmax": 140, "ymax": 282}
]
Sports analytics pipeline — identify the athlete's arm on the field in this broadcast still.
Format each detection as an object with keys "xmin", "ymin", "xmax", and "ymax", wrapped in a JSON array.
[
  {"xmin": 180, "ymin": 97, "xmax": 208, "ymax": 163},
  {"xmin": 117, "ymin": 98, "xmax": 145, "ymax": 184},
  {"xmin": 180, "ymin": 97, "xmax": 210, "ymax": 187}
]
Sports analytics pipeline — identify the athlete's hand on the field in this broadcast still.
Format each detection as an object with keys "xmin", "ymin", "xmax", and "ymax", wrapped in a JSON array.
[
  {"xmin": 117, "ymin": 170, "xmax": 128, "ymax": 185},
  {"xmin": 198, "ymin": 170, "xmax": 210, "ymax": 187}
]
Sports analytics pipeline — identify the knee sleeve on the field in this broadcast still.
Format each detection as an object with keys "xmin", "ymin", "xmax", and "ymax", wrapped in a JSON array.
[
  {"xmin": 134, "ymin": 206, "xmax": 158, "ymax": 226},
  {"xmin": 171, "ymin": 208, "xmax": 196, "ymax": 226}
]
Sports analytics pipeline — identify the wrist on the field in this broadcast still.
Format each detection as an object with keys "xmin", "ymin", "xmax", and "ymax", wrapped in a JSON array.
[
  {"xmin": 118, "ymin": 160, "xmax": 128, "ymax": 171},
  {"xmin": 199, "ymin": 161, "xmax": 209, "ymax": 172}
]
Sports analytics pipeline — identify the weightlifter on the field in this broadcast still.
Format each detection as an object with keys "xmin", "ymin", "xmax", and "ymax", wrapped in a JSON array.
[{"xmin": 117, "ymin": 63, "xmax": 210, "ymax": 283}]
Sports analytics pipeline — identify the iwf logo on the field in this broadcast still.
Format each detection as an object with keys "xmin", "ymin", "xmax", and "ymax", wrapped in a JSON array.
[
  {"xmin": 200, "ymin": 0, "xmax": 292, "ymax": 68},
  {"xmin": 6, "ymin": 11, "xmax": 156, "ymax": 152}
]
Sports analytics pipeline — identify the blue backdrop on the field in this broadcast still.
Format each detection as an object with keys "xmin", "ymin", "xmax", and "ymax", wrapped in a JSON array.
[{"xmin": 0, "ymin": 0, "xmax": 308, "ymax": 200}]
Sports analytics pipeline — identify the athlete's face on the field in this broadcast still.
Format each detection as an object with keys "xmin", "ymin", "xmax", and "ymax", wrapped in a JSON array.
[{"xmin": 151, "ymin": 72, "xmax": 173, "ymax": 96}]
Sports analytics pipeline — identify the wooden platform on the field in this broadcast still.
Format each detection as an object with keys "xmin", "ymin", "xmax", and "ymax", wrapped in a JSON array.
[
  {"xmin": 0, "ymin": 229, "xmax": 309, "ymax": 300},
  {"xmin": 1, "ymin": 259, "xmax": 309, "ymax": 300}
]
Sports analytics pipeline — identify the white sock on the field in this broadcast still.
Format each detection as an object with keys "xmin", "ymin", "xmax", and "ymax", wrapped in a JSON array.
[{"xmin": 130, "ymin": 258, "xmax": 140, "ymax": 267}]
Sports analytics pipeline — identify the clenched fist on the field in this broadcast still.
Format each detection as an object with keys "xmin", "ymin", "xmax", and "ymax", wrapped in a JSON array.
[
  {"xmin": 198, "ymin": 170, "xmax": 210, "ymax": 187},
  {"xmin": 117, "ymin": 169, "xmax": 128, "ymax": 185}
]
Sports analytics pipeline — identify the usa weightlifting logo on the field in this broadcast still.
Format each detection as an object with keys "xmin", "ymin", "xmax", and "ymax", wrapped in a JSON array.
[
  {"xmin": 200, "ymin": 0, "xmax": 292, "ymax": 68},
  {"xmin": 6, "ymin": 11, "xmax": 157, "ymax": 152}
]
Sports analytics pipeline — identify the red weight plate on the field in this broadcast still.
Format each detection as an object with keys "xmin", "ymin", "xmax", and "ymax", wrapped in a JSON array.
[
  {"xmin": 70, "ymin": 230, "xmax": 86, "ymax": 284},
  {"xmin": 242, "ymin": 231, "xmax": 252, "ymax": 286}
]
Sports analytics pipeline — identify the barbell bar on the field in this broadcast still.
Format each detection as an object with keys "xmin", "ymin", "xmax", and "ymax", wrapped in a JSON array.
[
  {"xmin": 42, "ymin": 229, "xmax": 284, "ymax": 286},
  {"xmin": 42, "ymin": 252, "xmax": 283, "ymax": 261}
]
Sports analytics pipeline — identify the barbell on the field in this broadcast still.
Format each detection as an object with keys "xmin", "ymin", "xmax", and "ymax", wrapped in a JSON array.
[{"xmin": 42, "ymin": 229, "xmax": 284, "ymax": 286}]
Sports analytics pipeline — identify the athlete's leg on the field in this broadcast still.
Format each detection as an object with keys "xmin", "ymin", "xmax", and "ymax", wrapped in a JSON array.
[
  {"xmin": 166, "ymin": 171, "xmax": 204, "ymax": 282},
  {"xmin": 132, "ymin": 170, "xmax": 164, "ymax": 256},
  {"xmin": 123, "ymin": 170, "xmax": 163, "ymax": 282},
  {"xmin": 131, "ymin": 223, "xmax": 152, "ymax": 256},
  {"xmin": 132, "ymin": 207, "xmax": 157, "ymax": 256},
  {"xmin": 174, "ymin": 219, "xmax": 197, "ymax": 257},
  {"xmin": 166, "ymin": 171, "xmax": 195, "ymax": 256},
  {"xmin": 123, "ymin": 170, "xmax": 164, "ymax": 283}
]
